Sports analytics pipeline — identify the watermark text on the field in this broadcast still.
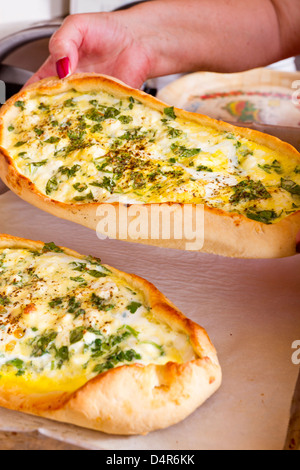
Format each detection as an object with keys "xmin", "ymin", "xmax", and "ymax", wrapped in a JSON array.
[{"xmin": 96, "ymin": 202, "xmax": 205, "ymax": 251}]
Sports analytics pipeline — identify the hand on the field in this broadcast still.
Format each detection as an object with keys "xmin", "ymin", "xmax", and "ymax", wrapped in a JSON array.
[
  {"xmin": 25, "ymin": 11, "xmax": 153, "ymax": 89},
  {"xmin": 26, "ymin": 0, "xmax": 293, "ymax": 91}
]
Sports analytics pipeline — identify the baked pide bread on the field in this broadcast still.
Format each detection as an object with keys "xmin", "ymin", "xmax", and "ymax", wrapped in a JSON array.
[
  {"xmin": 0, "ymin": 234, "xmax": 221, "ymax": 435},
  {"xmin": 0, "ymin": 73, "xmax": 300, "ymax": 258}
]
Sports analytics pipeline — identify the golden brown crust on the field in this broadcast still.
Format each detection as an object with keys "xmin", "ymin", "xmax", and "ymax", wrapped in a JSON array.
[
  {"xmin": 0, "ymin": 233, "xmax": 221, "ymax": 435},
  {"xmin": 0, "ymin": 73, "xmax": 300, "ymax": 258}
]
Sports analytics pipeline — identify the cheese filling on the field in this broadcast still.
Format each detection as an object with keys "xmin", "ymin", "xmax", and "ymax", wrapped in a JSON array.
[
  {"xmin": 0, "ymin": 244, "xmax": 195, "ymax": 393},
  {"xmin": 3, "ymin": 88, "xmax": 300, "ymax": 224}
]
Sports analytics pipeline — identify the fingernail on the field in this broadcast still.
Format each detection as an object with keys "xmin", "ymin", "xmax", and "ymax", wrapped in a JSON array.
[{"xmin": 56, "ymin": 57, "xmax": 71, "ymax": 79}]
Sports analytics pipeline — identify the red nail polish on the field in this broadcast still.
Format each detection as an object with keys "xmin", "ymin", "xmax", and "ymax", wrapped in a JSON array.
[{"xmin": 56, "ymin": 57, "xmax": 71, "ymax": 79}]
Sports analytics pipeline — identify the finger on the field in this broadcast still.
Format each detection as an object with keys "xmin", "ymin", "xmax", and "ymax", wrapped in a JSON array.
[{"xmin": 48, "ymin": 15, "xmax": 84, "ymax": 75}]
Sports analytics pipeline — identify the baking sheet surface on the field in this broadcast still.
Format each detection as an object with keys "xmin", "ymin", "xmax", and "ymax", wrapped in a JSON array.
[{"xmin": 0, "ymin": 191, "xmax": 299, "ymax": 450}]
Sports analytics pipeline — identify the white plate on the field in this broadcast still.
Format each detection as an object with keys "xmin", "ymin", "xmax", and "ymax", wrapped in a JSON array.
[{"xmin": 157, "ymin": 68, "xmax": 300, "ymax": 128}]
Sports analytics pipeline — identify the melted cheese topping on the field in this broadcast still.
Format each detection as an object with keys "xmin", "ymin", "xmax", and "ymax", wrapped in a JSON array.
[
  {"xmin": 0, "ymin": 245, "xmax": 195, "ymax": 393},
  {"xmin": 3, "ymin": 89, "xmax": 300, "ymax": 224}
]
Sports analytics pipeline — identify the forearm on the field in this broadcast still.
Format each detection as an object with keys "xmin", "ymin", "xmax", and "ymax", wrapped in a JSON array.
[{"xmin": 125, "ymin": 0, "xmax": 293, "ymax": 78}]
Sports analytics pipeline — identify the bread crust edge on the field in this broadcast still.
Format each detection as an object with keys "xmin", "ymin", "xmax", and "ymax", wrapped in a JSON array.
[
  {"xmin": 0, "ymin": 233, "xmax": 221, "ymax": 435},
  {"xmin": 0, "ymin": 73, "xmax": 299, "ymax": 259}
]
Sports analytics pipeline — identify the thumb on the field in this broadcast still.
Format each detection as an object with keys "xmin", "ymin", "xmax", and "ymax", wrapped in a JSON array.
[{"xmin": 48, "ymin": 16, "xmax": 82, "ymax": 78}]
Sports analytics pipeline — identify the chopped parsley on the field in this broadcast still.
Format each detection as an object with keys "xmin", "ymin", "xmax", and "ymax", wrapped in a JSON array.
[
  {"xmin": 14, "ymin": 101, "xmax": 25, "ymax": 111},
  {"xmin": 246, "ymin": 209, "xmax": 278, "ymax": 224},
  {"xmin": 167, "ymin": 127, "xmax": 183, "ymax": 138},
  {"xmin": 281, "ymin": 178, "xmax": 300, "ymax": 196},
  {"xmin": 42, "ymin": 242, "xmax": 64, "ymax": 253},
  {"xmin": 258, "ymin": 160, "xmax": 282, "ymax": 174},
  {"xmin": 128, "ymin": 96, "xmax": 135, "ymax": 110},
  {"xmin": 91, "ymin": 123, "xmax": 103, "ymax": 133},
  {"xmin": 45, "ymin": 136, "xmax": 60, "ymax": 144},
  {"xmin": 91, "ymin": 293, "xmax": 114, "ymax": 312},
  {"xmin": 230, "ymin": 179, "xmax": 271, "ymax": 205},
  {"xmin": 118, "ymin": 115, "xmax": 133, "ymax": 124},
  {"xmin": 30, "ymin": 331, "xmax": 58, "ymax": 357},
  {"xmin": 88, "ymin": 270, "xmax": 108, "ymax": 278},
  {"xmin": 64, "ymin": 98, "xmax": 76, "ymax": 107},
  {"xmin": 49, "ymin": 298, "xmax": 63, "ymax": 309},
  {"xmin": 127, "ymin": 301, "xmax": 142, "ymax": 314},
  {"xmin": 55, "ymin": 346, "xmax": 69, "ymax": 368},
  {"xmin": 38, "ymin": 103, "xmax": 50, "ymax": 112},
  {"xmin": 0, "ymin": 296, "xmax": 10, "ymax": 306},
  {"xmin": 90, "ymin": 177, "xmax": 116, "ymax": 193},
  {"xmin": 70, "ymin": 327, "xmax": 85, "ymax": 345},
  {"xmin": 171, "ymin": 143, "xmax": 201, "ymax": 159},
  {"xmin": 73, "ymin": 191, "xmax": 95, "ymax": 202},
  {"xmin": 45, "ymin": 176, "xmax": 58, "ymax": 195},
  {"xmin": 164, "ymin": 106, "xmax": 177, "ymax": 120},
  {"xmin": 14, "ymin": 141, "xmax": 26, "ymax": 148},
  {"xmin": 73, "ymin": 182, "xmax": 88, "ymax": 193},
  {"xmin": 6, "ymin": 359, "xmax": 25, "ymax": 376},
  {"xmin": 59, "ymin": 165, "xmax": 81, "ymax": 179},
  {"xmin": 34, "ymin": 127, "xmax": 44, "ymax": 136},
  {"xmin": 28, "ymin": 160, "xmax": 48, "ymax": 170},
  {"xmin": 197, "ymin": 165, "xmax": 213, "ymax": 172}
]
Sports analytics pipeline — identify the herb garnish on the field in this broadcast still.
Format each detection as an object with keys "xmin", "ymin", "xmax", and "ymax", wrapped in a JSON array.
[
  {"xmin": 167, "ymin": 127, "xmax": 183, "ymax": 138},
  {"xmin": 246, "ymin": 209, "xmax": 278, "ymax": 224},
  {"xmin": 91, "ymin": 293, "xmax": 114, "ymax": 312},
  {"xmin": 59, "ymin": 165, "xmax": 81, "ymax": 179},
  {"xmin": 90, "ymin": 176, "xmax": 116, "ymax": 193},
  {"xmin": 14, "ymin": 101, "xmax": 25, "ymax": 111},
  {"xmin": 230, "ymin": 179, "xmax": 271, "ymax": 205},
  {"xmin": 30, "ymin": 331, "xmax": 58, "ymax": 357},
  {"xmin": 0, "ymin": 296, "xmax": 10, "ymax": 306},
  {"xmin": 42, "ymin": 242, "xmax": 63, "ymax": 253},
  {"xmin": 118, "ymin": 115, "xmax": 133, "ymax": 124},
  {"xmin": 171, "ymin": 143, "xmax": 201, "ymax": 158},
  {"xmin": 73, "ymin": 191, "xmax": 95, "ymax": 202},
  {"xmin": 127, "ymin": 301, "xmax": 142, "ymax": 314},
  {"xmin": 38, "ymin": 103, "xmax": 50, "ymax": 112},
  {"xmin": 14, "ymin": 141, "xmax": 26, "ymax": 148},
  {"xmin": 45, "ymin": 176, "xmax": 58, "ymax": 195},
  {"xmin": 49, "ymin": 298, "xmax": 63, "ymax": 309},
  {"xmin": 281, "ymin": 178, "xmax": 300, "ymax": 196},
  {"xmin": 197, "ymin": 165, "xmax": 213, "ymax": 172},
  {"xmin": 34, "ymin": 127, "xmax": 44, "ymax": 136},
  {"xmin": 73, "ymin": 182, "xmax": 88, "ymax": 193},
  {"xmin": 70, "ymin": 326, "xmax": 85, "ymax": 345},
  {"xmin": 258, "ymin": 160, "xmax": 282, "ymax": 174},
  {"xmin": 6, "ymin": 359, "xmax": 25, "ymax": 376},
  {"xmin": 45, "ymin": 136, "xmax": 60, "ymax": 144}
]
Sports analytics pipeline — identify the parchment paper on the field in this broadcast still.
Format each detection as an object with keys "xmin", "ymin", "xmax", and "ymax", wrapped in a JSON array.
[{"xmin": 0, "ymin": 191, "xmax": 299, "ymax": 450}]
